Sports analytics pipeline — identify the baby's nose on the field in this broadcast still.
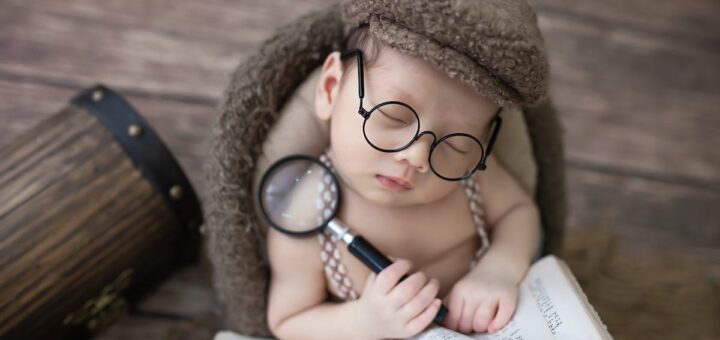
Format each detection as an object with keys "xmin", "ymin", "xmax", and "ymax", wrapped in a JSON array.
[{"xmin": 393, "ymin": 134, "xmax": 433, "ymax": 173}]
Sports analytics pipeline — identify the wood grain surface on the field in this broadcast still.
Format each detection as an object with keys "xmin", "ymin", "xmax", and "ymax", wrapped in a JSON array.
[
  {"xmin": 0, "ymin": 106, "xmax": 187, "ymax": 339},
  {"xmin": 0, "ymin": 0, "xmax": 718, "ymax": 339}
]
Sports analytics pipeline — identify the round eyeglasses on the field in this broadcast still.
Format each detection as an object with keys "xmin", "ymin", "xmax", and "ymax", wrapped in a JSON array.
[{"xmin": 340, "ymin": 49, "xmax": 503, "ymax": 181}]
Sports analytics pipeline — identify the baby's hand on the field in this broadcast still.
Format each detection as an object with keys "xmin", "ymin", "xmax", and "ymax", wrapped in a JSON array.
[
  {"xmin": 441, "ymin": 265, "xmax": 519, "ymax": 334},
  {"xmin": 356, "ymin": 259, "xmax": 442, "ymax": 339}
]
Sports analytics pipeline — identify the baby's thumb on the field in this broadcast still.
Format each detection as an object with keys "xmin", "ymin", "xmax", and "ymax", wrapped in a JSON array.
[
  {"xmin": 364, "ymin": 272, "xmax": 376, "ymax": 290},
  {"xmin": 387, "ymin": 256, "xmax": 412, "ymax": 267}
]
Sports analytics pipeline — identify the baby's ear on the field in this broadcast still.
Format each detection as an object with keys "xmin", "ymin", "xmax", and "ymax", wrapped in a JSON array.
[{"xmin": 314, "ymin": 51, "xmax": 344, "ymax": 121}]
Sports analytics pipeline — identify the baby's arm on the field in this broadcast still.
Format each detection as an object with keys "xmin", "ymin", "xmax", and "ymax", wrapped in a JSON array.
[
  {"xmin": 442, "ymin": 155, "xmax": 541, "ymax": 333},
  {"xmin": 475, "ymin": 154, "xmax": 541, "ymax": 283},
  {"xmin": 266, "ymin": 229, "xmax": 441, "ymax": 340},
  {"xmin": 263, "ymin": 166, "xmax": 370, "ymax": 339},
  {"xmin": 266, "ymin": 228, "xmax": 365, "ymax": 340}
]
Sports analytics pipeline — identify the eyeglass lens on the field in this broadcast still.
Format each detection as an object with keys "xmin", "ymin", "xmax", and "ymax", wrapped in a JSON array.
[{"xmin": 363, "ymin": 102, "xmax": 484, "ymax": 180}]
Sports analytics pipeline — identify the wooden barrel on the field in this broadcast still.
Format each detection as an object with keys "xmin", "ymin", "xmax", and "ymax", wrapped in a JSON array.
[{"xmin": 0, "ymin": 85, "xmax": 203, "ymax": 339}]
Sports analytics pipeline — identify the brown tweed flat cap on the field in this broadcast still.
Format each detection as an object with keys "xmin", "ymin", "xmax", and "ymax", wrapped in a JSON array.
[{"xmin": 342, "ymin": 0, "xmax": 549, "ymax": 108}]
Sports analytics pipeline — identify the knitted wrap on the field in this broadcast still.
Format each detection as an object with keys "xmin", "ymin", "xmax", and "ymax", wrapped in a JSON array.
[
  {"xmin": 205, "ymin": 2, "xmax": 564, "ymax": 336},
  {"xmin": 342, "ymin": 0, "xmax": 549, "ymax": 107}
]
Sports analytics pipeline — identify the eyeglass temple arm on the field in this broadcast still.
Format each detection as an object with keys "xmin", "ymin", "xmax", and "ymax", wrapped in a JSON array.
[
  {"xmin": 479, "ymin": 109, "xmax": 503, "ymax": 170},
  {"xmin": 340, "ymin": 49, "xmax": 365, "ymax": 110}
]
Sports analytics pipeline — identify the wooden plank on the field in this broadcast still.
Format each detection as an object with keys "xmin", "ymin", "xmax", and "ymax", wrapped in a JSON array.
[
  {"xmin": 0, "ymin": 0, "xmax": 331, "ymax": 99},
  {"xmin": 537, "ymin": 0, "xmax": 720, "ymax": 47},
  {"xmin": 566, "ymin": 166, "xmax": 720, "ymax": 271},
  {"xmin": 132, "ymin": 254, "xmax": 216, "ymax": 318},
  {"xmin": 96, "ymin": 312, "xmax": 218, "ymax": 340},
  {"xmin": 562, "ymin": 226, "xmax": 720, "ymax": 339},
  {"xmin": 536, "ymin": 0, "xmax": 720, "ymax": 184}
]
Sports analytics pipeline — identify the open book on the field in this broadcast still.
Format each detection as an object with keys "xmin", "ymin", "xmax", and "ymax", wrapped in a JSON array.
[{"xmin": 412, "ymin": 255, "xmax": 613, "ymax": 340}]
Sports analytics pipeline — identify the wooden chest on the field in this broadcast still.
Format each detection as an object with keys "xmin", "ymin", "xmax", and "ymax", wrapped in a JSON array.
[{"xmin": 0, "ymin": 85, "xmax": 203, "ymax": 339}]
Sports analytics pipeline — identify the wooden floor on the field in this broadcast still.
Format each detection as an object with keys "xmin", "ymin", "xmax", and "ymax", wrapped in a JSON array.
[{"xmin": 1, "ymin": 0, "xmax": 718, "ymax": 339}]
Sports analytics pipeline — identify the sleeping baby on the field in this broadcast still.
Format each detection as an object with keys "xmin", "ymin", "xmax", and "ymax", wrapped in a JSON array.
[{"xmin": 263, "ymin": 1, "xmax": 549, "ymax": 339}]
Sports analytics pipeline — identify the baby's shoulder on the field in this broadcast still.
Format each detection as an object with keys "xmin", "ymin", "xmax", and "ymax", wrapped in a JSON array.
[
  {"xmin": 471, "ymin": 155, "xmax": 536, "ymax": 227},
  {"xmin": 471, "ymin": 155, "xmax": 523, "ymax": 195}
]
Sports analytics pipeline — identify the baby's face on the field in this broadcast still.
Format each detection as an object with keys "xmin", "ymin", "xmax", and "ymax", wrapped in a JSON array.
[{"xmin": 314, "ymin": 47, "xmax": 499, "ymax": 207}]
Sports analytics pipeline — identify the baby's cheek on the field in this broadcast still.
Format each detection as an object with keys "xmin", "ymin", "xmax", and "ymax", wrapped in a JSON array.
[{"xmin": 330, "ymin": 122, "xmax": 375, "ymax": 164}]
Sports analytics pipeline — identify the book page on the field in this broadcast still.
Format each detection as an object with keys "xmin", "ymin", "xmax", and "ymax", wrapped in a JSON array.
[
  {"xmin": 413, "ymin": 326, "xmax": 473, "ymax": 340},
  {"xmin": 412, "ymin": 255, "xmax": 612, "ymax": 340},
  {"xmin": 474, "ymin": 256, "xmax": 610, "ymax": 340},
  {"xmin": 470, "ymin": 271, "xmax": 556, "ymax": 340}
]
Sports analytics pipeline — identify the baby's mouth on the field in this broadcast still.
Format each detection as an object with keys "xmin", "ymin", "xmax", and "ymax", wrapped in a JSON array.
[{"xmin": 375, "ymin": 174, "xmax": 413, "ymax": 192}]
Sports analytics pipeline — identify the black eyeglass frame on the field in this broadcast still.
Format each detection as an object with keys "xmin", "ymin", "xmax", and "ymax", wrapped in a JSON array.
[{"xmin": 339, "ymin": 48, "xmax": 503, "ymax": 181}]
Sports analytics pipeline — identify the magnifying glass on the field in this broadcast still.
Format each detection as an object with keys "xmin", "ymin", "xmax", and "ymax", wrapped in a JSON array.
[{"xmin": 257, "ymin": 154, "xmax": 447, "ymax": 323}]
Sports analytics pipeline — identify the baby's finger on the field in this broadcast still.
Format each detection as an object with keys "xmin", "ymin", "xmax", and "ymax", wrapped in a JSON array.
[
  {"xmin": 389, "ymin": 271, "xmax": 428, "ymax": 308},
  {"xmin": 399, "ymin": 277, "xmax": 439, "ymax": 318},
  {"xmin": 375, "ymin": 259, "xmax": 412, "ymax": 294},
  {"xmin": 405, "ymin": 299, "xmax": 442, "ymax": 335},
  {"xmin": 443, "ymin": 295, "xmax": 463, "ymax": 330},
  {"xmin": 488, "ymin": 297, "xmax": 515, "ymax": 333},
  {"xmin": 472, "ymin": 299, "xmax": 498, "ymax": 333},
  {"xmin": 362, "ymin": 272, "xmax": 376, "ymax": 293},
  {"xmin": 458, "ymin": 300, "xmax": 480, "ymax": 333}
]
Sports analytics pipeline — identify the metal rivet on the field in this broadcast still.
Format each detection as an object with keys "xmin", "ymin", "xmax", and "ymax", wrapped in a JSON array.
[
  {"xmin": 127, "ymin": 124, "xmax": 143, "ymax": 137},
  {"xmin": 92, "ymin": 90, "xmax": 104, "ymax": 102},
  {"xmin": 169, "ymin": 185, "xmax": 183, "ymax": 201}
]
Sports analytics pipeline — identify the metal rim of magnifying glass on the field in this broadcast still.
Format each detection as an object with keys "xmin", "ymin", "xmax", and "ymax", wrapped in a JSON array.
[{"xmin": 257, "ymin": 154, "xmax": 341, "ymax": 237}]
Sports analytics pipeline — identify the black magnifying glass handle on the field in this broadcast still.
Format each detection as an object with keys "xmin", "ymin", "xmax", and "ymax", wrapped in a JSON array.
[{"xmin": 347, "ymin": 236, "xmax": 448, "ymax": 324}]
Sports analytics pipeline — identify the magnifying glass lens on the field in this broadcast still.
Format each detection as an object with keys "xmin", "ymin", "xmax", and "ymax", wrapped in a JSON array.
[{"xmin": 259, "ymin": 157, "xmax": 339, "ymax": 234}]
